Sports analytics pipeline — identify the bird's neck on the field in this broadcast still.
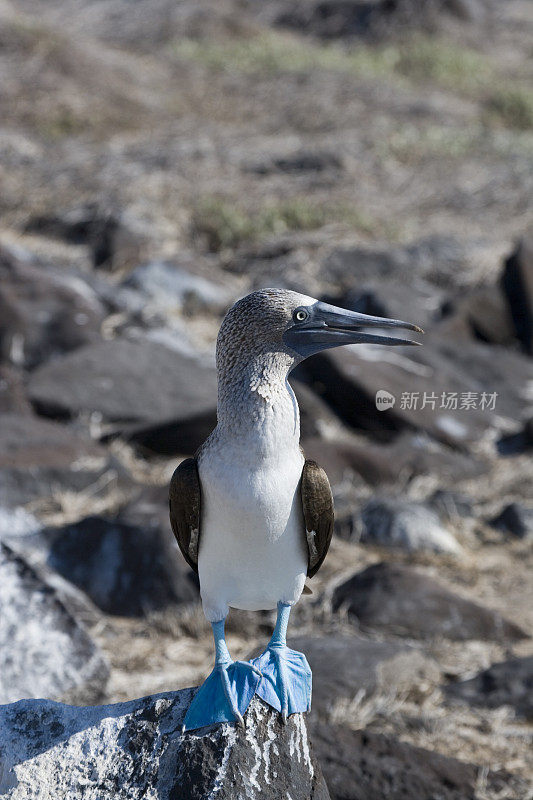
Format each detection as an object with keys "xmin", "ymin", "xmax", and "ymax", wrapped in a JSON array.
[{"xmin": 216, "ymin": 351, "xmax": 300, "ymax": 457}]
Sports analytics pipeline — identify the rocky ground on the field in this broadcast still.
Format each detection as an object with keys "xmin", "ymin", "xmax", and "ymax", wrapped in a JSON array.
[{"xmin": 1, "ymin": 0, "xmax": 533, "ymax": 797}]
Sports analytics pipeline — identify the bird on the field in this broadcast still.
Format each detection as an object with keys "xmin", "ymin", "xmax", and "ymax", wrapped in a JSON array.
[{"xmin": 169, "ymin": 288, "xmax": 422, "ymax": 731}]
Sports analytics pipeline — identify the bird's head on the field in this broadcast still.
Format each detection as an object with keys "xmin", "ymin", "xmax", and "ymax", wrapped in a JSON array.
[{"xmin": 217, "ymin": 288, "xmax": 422, "ymax": 371}]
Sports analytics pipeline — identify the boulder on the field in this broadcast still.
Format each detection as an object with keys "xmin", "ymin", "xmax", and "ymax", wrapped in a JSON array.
[
  {"xmin": 321, "ymin": 277, "xmax": 442, "ymax": 339},
  {"xmin": 445, "ymin": 656, "xmax": 533, "ymax": 719},
  {"xmin": 359, "ymin": 498, "xmax": 461, "ymax": 554},
  {"xmin": 0, "ymin": 366, "xmax": 31, "ymax": 414},
  {"xmin": 0, "ymin": 414, "xmax": 127, "ymax": 509},
  {"xmin": 25, "ymin": 203, "xmax": 145, "ymax": 272},
  {"xmin": 27, "ymin": 338, "xmax": 218, "ymax": 435},
  {"xmin": 288, "ymin": 635, "xmax": 440, "ymax": 715},
  {"xmin": 274, "ymin": 0, "xmax": 490, "ymax": 40},
  {"xmin": 489, "ymin": 503, "xmax": 533, "ymax": 540},
  {"xmin": 501, "ymin": 237, "xmax": 533, "ymax": 354},
  {"xmin": 437, "ymin": 284, "xmax": 515, "ymax": 346},
  {"xmin": 312, "ymin": 724, "xmax": 511, "ymax": 800},
  {"xmin": 0, "ymin": 542, "xmax": 108, "ymax": 705},
  {"xmin": 245, "ymin": 149, "xmax": 343, "ymax": 175},
  {"xmin": 292, "ymin": 380, "xmax": 347, "ymax": 440},
  {"xmin": 302, "ymin": 432, "xmax": 485, "ymax": 507},
  {"xmin": 322, "ymin": 236, "xmax": 484, "ymax": 287},
  {"xmin": 39, "ymin": 510, "xmax": 199, "ymax": 617},
  {"xmin": 121, "ymin": 260, "xmax": 233, "ymax": 316},
  {"xmin": 497, "ymin": 416, "xmax": 533, "ymax": 456},
  {"xmin": 332, "ymin": 563, "xmax": 528, "ymax": 641},
  {"xmin": 298, "ymin": 333, "xmax": 533, "ymax": 448},
  {"xmin": 0, "ymin": 245, "xmax": 105, "ymax": 369},
  {"xmin": 429, "ymin": 489, "xmax": 474, "ymax": 521},
  {"xmin": 0, "ymin": 693, "xmax": 330, "ymax": 799}
]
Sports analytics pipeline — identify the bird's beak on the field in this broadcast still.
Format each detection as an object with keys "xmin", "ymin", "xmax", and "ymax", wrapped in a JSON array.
[{"xmin": 283, "ymin": 300, "xmax": 423, "ymax": 359}]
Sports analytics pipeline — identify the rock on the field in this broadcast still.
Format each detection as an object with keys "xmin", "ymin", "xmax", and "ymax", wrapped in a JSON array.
[
  {"xmin": 429, "ymin": 489, "xmax": 474, "ymax": 521},
  {"xmin": 245, "ymin": 149, "xmax": 343, "ymax": 175},
  {"xmin": 298, "ymin": 333, "xmax": 533, "ymax": 448},
  {"xmin": 293, "ymin": 380, "xmax": 347, "ymax": 440},
  {"xmin": 437, "ymin": 284, "xmax": 516, "ymax": 346},
  {"xmin": 0, "ymin": 542, "xmax": 108, "ymax": 705},
  {"xmin": 287, "ymin": 635, "xmax": 440, "ymax": 715},
  {"xmin": 122, "ymin": 411, "xmax": 216, "ymax": 457},
  {"xmin": 0, "ymin": 413, "xmax": 126, "ymax": 509},
  {"xmin": 360, "ymin": 497, "xmax": 461, "ymax": 554},
  {"xmin": 312, "ymin": 724, "xmax": 509, "ymax": 800},
  {"xmin": 302, "ymin": 431, "xmax": 485, "ymax": 493},
  {"xmin": 0, "ymin": 507, "xmax": 40, "ymax": 540},
  {"xmin": 121, "ymin": 260, "xmax": 233, "ymax": 316},
  {"xmin": 321, "ymin": 277, "xmax": 442, "ymax": 339},
  {"xmin": 322, "ymin": 236, "xmax": 483, "ymax": 287},
  {"xmin": 501, "ymin": 237, "xmax": 533, "ymax": 354},
  {"xmin": 0, "ymin": 365, "xmax": 31, "ymax": 414},
  {"xmin": 27, "ymin": 338, "xmax": 218, "ymax": 435},
  {"xmin": 497, "ymin": 416, "xmax": 533, "ymax": 456},
  {"xmin": 489, "ymin": 503, "xmax": 533, "ymax": 540},
  {"xmin": 332, "ymin": 562, "xmax": 528, "ymax": 641},
  {"xmin": 445, "ymin": 656, "xmax": 533, "ymax": 719},
  {"xmin": 0, "ymin": 245, "xmax": 105, "ymax": 369},
  {"xmin": 0, "ymin": 693, "xmax": 330, "ymax": 800},
  {"xmin": 39, "ymin": 511, "xmax": 199, "ymax": 617},
  {"xmin": 25, "ymin": 203, "xmax": 145, "ymax": 272}
]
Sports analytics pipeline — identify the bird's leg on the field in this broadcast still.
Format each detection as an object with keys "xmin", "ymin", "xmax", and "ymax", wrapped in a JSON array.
[
  {"xmin": 212, "ymin": 619, "xmax": 261, "ymax": 728},
  {"xmin": 266, "ymin": 603, "xmax": 291, "ymax": 722},
  {"xmin": 250, "ymin": 601, "xmax": 312, "ymax": 722},
  {"xmin": 182, "ymin": 616, "xmax": 262, "ymax": 732}
]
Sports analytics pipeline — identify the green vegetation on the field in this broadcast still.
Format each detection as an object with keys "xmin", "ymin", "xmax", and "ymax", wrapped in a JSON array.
[
  {"xmin": 191, "ymin": 196, "xmax": 380, "ymax": 252},
  {"xmin": 174, "ymin": 32, "xmax": 399, "ymax": 80},
  {"xmin": 176, "ymin": 31, "xmax": 533, "ymax": 133},
  {"xmin": 174, "ymin": 32, "xmax": 492, "ymax": 94},
  {"xmin": 395, "ymin": 37, "xmax": 492, "ymax": 94},
  {"xmin": 485, "ymin": 88, "xmax": 533, "ymax": 131}
]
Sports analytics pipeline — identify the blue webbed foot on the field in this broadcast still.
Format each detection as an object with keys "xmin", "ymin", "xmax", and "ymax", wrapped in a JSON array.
[
  {"xmin": 183, "ymin": 659, "xmax": 262, "ymax": 732},
  {"xmin": 251, "ymin": 644, "xmax": 312, "ymax": 720}
]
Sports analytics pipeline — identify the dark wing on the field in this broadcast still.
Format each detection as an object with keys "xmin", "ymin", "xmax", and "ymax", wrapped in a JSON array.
[
  {"xmin": 169, "ymin": 457, "xmax": 201, "ymax": 573},
  {"xmin": 300, "ymin": 459, "xmax": 334, "ymax": 578}
]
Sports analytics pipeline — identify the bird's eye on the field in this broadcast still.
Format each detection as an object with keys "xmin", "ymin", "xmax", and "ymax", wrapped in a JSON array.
[{"xmin": 294, "ymin": 308, "xmax": 309, "ymax": 323}]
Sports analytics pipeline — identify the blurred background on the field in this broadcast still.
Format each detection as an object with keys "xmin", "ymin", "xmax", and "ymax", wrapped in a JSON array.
[{"xmin": 1, "ymin": 0, "xmax": 532, "ymax": 796}]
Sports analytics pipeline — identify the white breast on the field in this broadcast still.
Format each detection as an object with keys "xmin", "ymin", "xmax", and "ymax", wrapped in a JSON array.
[{"xmin": 197, "ymin": 440, "xmax": 307, "ymax": 622}]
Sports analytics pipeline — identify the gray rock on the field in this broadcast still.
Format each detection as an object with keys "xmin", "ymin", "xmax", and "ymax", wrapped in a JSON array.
[
  {"xmin": 39, "ymin": 510, "xmax": 199, "ymax": 617},
  {"xmin": 245, "ymin": 149, "xmax": 343, "ymax": 175},
  {"xmin": 312, "ymin": 723, "xmax": 513, "ymax": 800},
  {"xmin": 360, "ymin": 498, "xmax": 461, "ymax": 554},
  {"xmin": 429, "ymin": 489, "xmax": 474, "ymax": 521},
  {"xmin": 445, "ymin": 656, "xmax": 533, "ymax": 719},
  {"xmin": 298, "ymin": 333, "xmax": 533, "ymax": 449},
  {"xmin": 490, "ymin": 503, "xmax": 533, "ymax": 540},
  {"xmin": 321, "ymin": 278, "xmax": 442, "ymax": 339},
  {"xmin": 301, "ymin": 430, "xmax": 485, "ymax": 492},
  {"xmin": 122, "ymin": 260, "xmax": 233, "ymax": 315},
  {"xmin": 332, "ymin": 562, "xmax": 528, "ymax": 641},
  {"xmin": 0, "ymin": 245, "xmax": 104, "ymax": 369},
  {"xmin": 25, "ymin": 203, "xmax": 145, "ymax": 272},
  {"xmin": 28, "ymin": 338, "xmax": 218, "ymax": 434},
  {"xmin": 0, "ymin": 692, "xmax": 330, "ymax": 800},
  {"xmin": 437, "ymin": 284, "xmax": 516, "ymax": 346},
  {"xmin": 501, "ymin": 237, "xmax": 533, "ymax": 355},
  {"xmin": 288, "ymin": 635, "xmax": 440, "ymax": 715},
  {"xmin": 0, "ymin": 542, "xmax": 108, "ymax": 706},
  {"xmin": 0, "ymin": 414, "xmax": 127, "ymax": 509},
  {"xmin": 0, "ymin": 366, "xmax": 31, "ymax": 415}
]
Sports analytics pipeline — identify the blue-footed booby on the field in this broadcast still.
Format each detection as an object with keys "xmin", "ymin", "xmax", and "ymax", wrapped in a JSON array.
[{"xmin": 169, "ymin": 289, "xmax": 422, "ymax": 731}]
